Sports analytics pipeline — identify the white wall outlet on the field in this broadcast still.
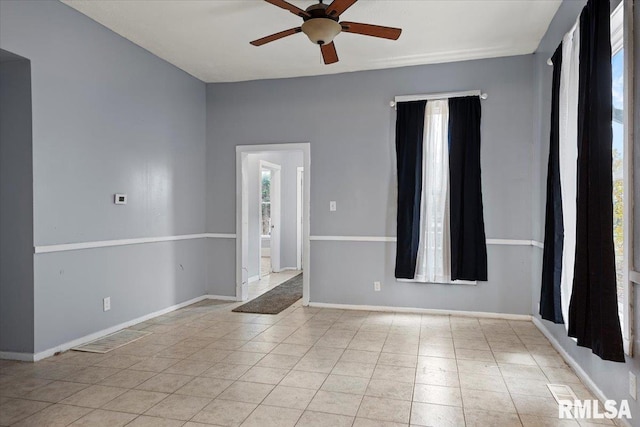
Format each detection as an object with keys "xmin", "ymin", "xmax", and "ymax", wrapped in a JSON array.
[
  {"xmin": 374, "ymin": 281, "xmax": 381, "ymax": 291},
  {"xmin": 103, "ymin": 297, "xmax": 111, "ymax": 312},
  {"xmin": 630, "ymin": 371, "xmax": 637, "ymax": 400},
  {"xmin": 329, "ymin": 201, "xmax": 337, "ymax": 212},
  {"xmin": 114, "ymin": 194, "xmax": 127, "ymax": 205}
]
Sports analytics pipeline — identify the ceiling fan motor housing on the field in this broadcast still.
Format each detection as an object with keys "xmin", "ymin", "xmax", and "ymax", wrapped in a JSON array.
[{"xmin": 301, "ymin": 2, "xmax": 341, "ymax": 45}]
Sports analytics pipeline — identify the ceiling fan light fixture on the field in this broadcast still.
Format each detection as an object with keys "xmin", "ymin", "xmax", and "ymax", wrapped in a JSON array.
[
  {"xmin": 301, "ymin": 18, "xmax": 342, "ymax": 45},
  {"xmin": 251, "ymin": 0, "xmax": 402, "ymax": 65}
]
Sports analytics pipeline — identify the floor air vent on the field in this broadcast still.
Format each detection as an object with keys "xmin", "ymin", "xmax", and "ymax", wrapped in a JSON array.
[
  {"xmin": 547, "ymin": 383, "xmax": 579, "ymax": 405},
  {"xmin": 72, "ymin": 329, "xmax": 151, "ymax": 353}
]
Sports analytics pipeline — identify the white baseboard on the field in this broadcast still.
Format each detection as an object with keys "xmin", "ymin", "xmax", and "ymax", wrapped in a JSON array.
[
  {"xmin": 253, "ymin": 268, "xmax": 298, "ymax": 278},
  {"xmin": 0, "ymin": 294, "xmax": 223, "ymax": 363},
  {"xmin": 205, "ymin": 294, "xmax": 238, "ymax": 301},
  {"xmin": 32, "ymin": 294, "xmax": 211, "ymax": 361},
  {"xmin": 308, "ymin": 302, "xmax": 532, "ymax": 321},
  {"xmin": 532, "ymin": 317, "xmax": 633, "ymax": 427}
]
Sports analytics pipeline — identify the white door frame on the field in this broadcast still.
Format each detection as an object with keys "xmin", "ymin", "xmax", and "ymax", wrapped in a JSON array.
[
  {"xmin": 296, "ymin": 166, "xmax": 304, "ymax": 271},
  {"xmin": 259, "ymin": 160, "xmax": 281, "ymax": 276},
  {"xmin": 236, "ymin": 143, "xmax": 311, "ymax": 304}
]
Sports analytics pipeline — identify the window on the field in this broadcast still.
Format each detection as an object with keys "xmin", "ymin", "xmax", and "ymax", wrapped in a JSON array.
[
  {"xmin": 261, "ymin": 169, "xmax": 271, "ymax": 237},
  {"xmin": 612, "ymin": 29, "xmax": 623, "ymax": 332},
  {"xmin": 414, "ymin": 100, "xmax": 451, "ymax": 283},
  {"xmin": 394, "ymin": 95, "xmax": 487, "ymax": 284},
  {"xmin": 539, "ymin": 1, "xmax": 628, "ymax": 360},
  {"xmin": 610, "ymin": 2, "xmax": 631, "ymax": 354}
]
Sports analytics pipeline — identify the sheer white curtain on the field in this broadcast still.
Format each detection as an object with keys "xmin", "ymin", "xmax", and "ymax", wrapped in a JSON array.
[
  {"xmin": 559, "ymin": 22, "xmax": 580, "ymax": 329},
  {"xmin": 414, "ymin": 100, "xmax": 451, "ymax": 283}
]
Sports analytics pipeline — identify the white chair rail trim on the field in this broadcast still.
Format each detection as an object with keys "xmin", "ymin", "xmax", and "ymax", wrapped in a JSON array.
[
  {"xmin": 310, "ymin": 236, "xmax": 544, "ymax": 248},
  {"xmin": 34, "ymin": 233, "xmax": 237, "ymax": 254},
  {"xmin": 35, "ymin": 234, "xmax": 544, "ymax": 254}
]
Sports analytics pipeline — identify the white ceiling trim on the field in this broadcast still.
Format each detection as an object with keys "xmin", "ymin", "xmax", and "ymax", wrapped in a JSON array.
[
  {"xmin": 366, "ymin": 44, "xmax": 540, "ymax": 69},
  {"xmin": 60, "ymin": 0, "xmax": 562, "ymax": 83}
]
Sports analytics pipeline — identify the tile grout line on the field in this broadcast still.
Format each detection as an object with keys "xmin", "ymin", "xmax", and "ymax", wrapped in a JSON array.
[
  {"xmin": 1, "ymin": 301, "xmax": 608, "ymax": 427},
  {"xmin": 451, "ymin": 315, "xmax": 467, "ymax": 427},
  {"xmin": 503, "ymin": 320, "xmax": 525, "ymax": 426}
]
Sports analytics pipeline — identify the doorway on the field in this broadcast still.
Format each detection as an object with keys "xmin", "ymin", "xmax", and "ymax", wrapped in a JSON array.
[
  {"xmin": 296, "ymin": 166, "xmax": 304, "ymax": 271},
  {"xmin": 236, "ymin": 143, "xmax": 310, "ymax": 304},
  {"xmin": 259, "ymin": 160, "xmax": 281, "ymax": 279}
]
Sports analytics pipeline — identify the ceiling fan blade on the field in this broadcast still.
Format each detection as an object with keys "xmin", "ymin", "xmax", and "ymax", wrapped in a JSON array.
[
  {"xmin": 250, "ymin": 27, "xmax": 301, "ymax": 46},
  {"xmin": 325, "ymin": 0, "xmax": 358, "ymax": 17},
  {"xmin": 321, "ymin": 42, "xmax": 339, "ymax": 64},
  {"xmin": 264, "ymin": 0, "xmax": 310, "ymax": 18},
  {"xmin": 340, "ymin": 21, "xmax": 402, "ymax": 40}
]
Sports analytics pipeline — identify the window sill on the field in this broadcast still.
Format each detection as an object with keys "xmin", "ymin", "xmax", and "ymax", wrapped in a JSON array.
[{"xmin": 396, "ymin": 278, "xmax": 477, "ymax": 286}]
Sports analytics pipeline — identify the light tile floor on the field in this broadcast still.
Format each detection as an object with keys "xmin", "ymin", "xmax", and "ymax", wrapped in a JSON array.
[{"xmin": 0, "ymin": 299, "xmax": 618, "ymax": 426}]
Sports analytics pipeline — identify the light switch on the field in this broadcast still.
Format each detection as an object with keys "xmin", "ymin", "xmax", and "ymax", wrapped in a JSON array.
[{"xmin": 329, "ymin": 201, "xmax": 337, "ymax": 212}]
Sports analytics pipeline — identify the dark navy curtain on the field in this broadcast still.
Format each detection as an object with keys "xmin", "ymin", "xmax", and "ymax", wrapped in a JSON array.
[
  {"xmin": 568, "ymin": 0, "xmax": 624, "ymax": 362},
  {"xmin": 448, "ymin": 96, "xmax": 488, "ymax": 281},
  {"xmin": 540, "ymin": 44, "xmax": 565, "ymax": 324},
  {"xmin": 395, "ymin": 100, "xmax": 426, "ymax": 279}
]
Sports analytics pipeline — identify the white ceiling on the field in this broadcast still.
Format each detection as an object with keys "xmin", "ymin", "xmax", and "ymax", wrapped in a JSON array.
[{"xmin": 61, "ymin": 0, "xmax": 561, "ymax": 83}]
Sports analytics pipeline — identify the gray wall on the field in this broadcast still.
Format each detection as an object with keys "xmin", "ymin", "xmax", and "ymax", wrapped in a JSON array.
[
  {"xmin": 2, "ymin": 11, "xmax": 636, "ymax": 420},
  {"xmin": 206, "ymin": 54, "xmax": 535, "ymax": 314},
  {"xmin": 207, "ymin": 238, "xmax": 236, "ymax": 297},
  {"xmin": 0, "ymin": 0, "xmax": 208, "ymax": 354},
  {"xmin": 0, "ymin": 51, "xmax": 34, "ymax": 353},
  {"xmin": 635, "ymin": 0, "xmax": 640, "ymax": 272},
  {"xmin": 247, "ymin": 150, "xmax": 303, "ymax": 278},
  {"xmin": 531, "ymin": 0, "xmax": 639, "ymax": 421},
  {"xmin": 34, "ymin": 240, "xmax": 207, "ymax": 352}
]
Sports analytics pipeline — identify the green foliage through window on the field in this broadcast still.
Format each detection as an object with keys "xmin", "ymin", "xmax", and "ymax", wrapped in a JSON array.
[
  {"xmin": 611, "ymin": 48, "xmax": 624, "ymax": 319},
  {"xmin": 261, "ymin": 170, "xmax": 271, "ymax": 236}
]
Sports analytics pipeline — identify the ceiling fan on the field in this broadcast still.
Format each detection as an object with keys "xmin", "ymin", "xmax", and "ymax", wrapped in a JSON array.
[{"xmin": 250, "ymin": 0, "xmax": 402, "ymax": 65}]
